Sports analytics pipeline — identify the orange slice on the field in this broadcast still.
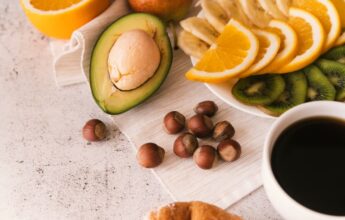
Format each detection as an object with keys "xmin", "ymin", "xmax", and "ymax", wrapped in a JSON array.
[
  {"xmin": 186, "ymin": 19, "xmax": 259, "ymax": 83},
  {"xmin": 258, "ymin": 20, "xmax": 298, "ymax": 74},
  {"xmin": 292, "ymin": 0, "xmax": 341, "ymax": 51},
  {"xmin": 335, "ymin": 31, "xmax": 345, "ymax": 46},
  {"xmin": 331, "ymin": 0, "xmax": 345, "ymax": 45},
  {"xmin": 20, "ymin": 0, "xmax": 110, "ymax": 39},
  {"xmin": 239, "ymin": 29, "xmax": 281, "ymax": 78},
  {"xmin": 275, "ymin": 8, "xmax": 325, "ymax": 74}
]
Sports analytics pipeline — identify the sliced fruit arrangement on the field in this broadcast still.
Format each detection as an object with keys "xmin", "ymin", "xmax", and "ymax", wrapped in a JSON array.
[
  {"xmin": 232, "ymin": 46, "xmax": 345, "ymax": 116},
  {"xmin": 179, "ymin": 0, "xmax": 344, "ymax": 83},
  {"xmin": 185, "ymin": 19, "xmax": 259, "ymax": 83},
  {"xmin": 292, "ymin": 0, "xmax": 341, "ymax": 51},
  {"xmin": 177, "ymin": 0, "xmax": 345, "ymax": 116},
  {"xmin": 274, "ymin": 7, "xmax": 325, "ymax": 73},
  {"xmin": 258, "ymin": 20, "xmax": 299, "ymax": 74},
  {"xmin": 259, "ymin": 71, "xmax": 307, "ymax": 116},
  {"xmin": 239, "ymin": 29, "xmax": 281, "ymax": 78}
]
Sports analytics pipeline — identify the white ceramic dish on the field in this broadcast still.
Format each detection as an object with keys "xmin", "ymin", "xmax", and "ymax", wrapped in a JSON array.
[
  {"xmin": 190, "ymin": 57, "xmax": 275, "ymax": 119},
  {"xmin": 262, "ymin": 101, "xmax": 345, "ymax": 220}
]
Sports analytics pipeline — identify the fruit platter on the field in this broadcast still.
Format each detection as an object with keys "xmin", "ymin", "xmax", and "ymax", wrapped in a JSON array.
[
  {"xmin": 84, "ymin": 0, "xmax": 345, "ymax": 118},
  {"xmin": 178, "ymin": 0, "xmax": 345, "ymax": 117}
]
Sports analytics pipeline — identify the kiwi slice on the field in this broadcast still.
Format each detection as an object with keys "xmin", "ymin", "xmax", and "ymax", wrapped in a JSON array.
[
  {"xmin": 323, "ymin": 45, "xmax": 345, "ymax": 64},
  {"xmin": 336, "ymin": 88, "xmax": 345, "ymax": 101},
  {"xmin": 316, "ymin": 59, "xmax": 345, "ymax": 89},
  {"xmin": 259, "ymin": 71, "xmax": 307, "ymax": 116},
  {"xmin": 232, "ymin": 74, "xmax": 285, "ymax": 105},
  {"xmin": 303, "ymin": 65, "xmax": 336, "ymax": 101}
]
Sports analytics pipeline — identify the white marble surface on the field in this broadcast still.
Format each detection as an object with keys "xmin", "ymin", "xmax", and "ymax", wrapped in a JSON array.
[{"xmin": 0, "ymin": 1, "xmax": 282, "ymax": 219}]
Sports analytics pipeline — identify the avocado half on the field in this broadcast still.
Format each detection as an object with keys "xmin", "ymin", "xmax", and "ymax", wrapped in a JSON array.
[{"xmin": 90, "ymin": 13, "xmax": 173, "ymax": 115}]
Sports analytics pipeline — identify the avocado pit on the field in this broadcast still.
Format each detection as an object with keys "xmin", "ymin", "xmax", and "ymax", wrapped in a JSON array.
[{"xmin": 107, "ymin": 29, "xmax": 161, "ymax": 91}]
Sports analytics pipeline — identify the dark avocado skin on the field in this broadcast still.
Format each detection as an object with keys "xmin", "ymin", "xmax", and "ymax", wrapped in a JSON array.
[{"xmin": 90, "ymin": 13, "xmax": 173, "ymax": 115}]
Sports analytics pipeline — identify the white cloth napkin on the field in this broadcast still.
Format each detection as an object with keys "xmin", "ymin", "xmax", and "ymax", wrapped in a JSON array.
[
  {"xmin": 51, "ymin": 0, "xmax": 274, "ymax": 209},
  {"xmin": 52, "ymin": 0, "xmax": 129, "ymax": 86}
]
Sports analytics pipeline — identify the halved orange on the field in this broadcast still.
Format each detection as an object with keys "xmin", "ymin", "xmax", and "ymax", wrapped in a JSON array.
[
  {"xmin": 20, "ymin": 0, "xmax": 110, "ymax": 39},
  {"xmin": 186, "ymin": 19, "xmax": 259, "ymax": 83}
]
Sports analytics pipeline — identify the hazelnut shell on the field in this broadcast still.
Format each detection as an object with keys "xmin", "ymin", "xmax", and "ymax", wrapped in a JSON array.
[
  {"xmin": 217, "ymin": 139, "xmax": 241, "ymax": 162},
  {"xmin": 164, "ymin": 111, "xmax": 186, "ymax": 134},
  {"xmin": 193, "ymin": 145, "xmax": 217, "ymax": 170},
  {"xmin": 173, "ymin": 132, "xmax": 198, "ymax": 158},
  {"xmin": 194, "ymin": 101, "xmax": 218, "ymax": 117},
  {"xmin": 213, "ymin": 121, "xmax": 235, "ymax": 142},
  {"xmin": 187, "ymin": 114, "xmax": 214, "ymax": 138},
  {"xmin": 137, "ymin": 143, "xmax": 165, "ymax": 168},
  {"xmin": 82, "ymin": 119, "xmax": 107, "ymax": 142}
]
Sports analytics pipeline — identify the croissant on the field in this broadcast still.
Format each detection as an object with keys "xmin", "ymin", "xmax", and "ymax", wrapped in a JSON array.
[{"xmin": 146, "ymin": 201, "xmax": 242, "ymax": 220}]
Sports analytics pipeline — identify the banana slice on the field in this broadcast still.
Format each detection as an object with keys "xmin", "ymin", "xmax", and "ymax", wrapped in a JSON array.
[
  {"xmin": 216, "ymin": 0, "xmax": 252, "ymax": 27},
  {"xmin": 201, "ymin": 0, "xmax": 229, "ymax": 33},
  {"xmin": 238, "ymin": 0, "xmax": 272, "ymax": 28},
  {"xmin": 180, "ymin": 17, "xmax": 219, "ymax": 45},
  {"xmin": 276, "ymin": 0, "xmax": 291, "ymax": 16},
  {"xmin": 178, "ymin": 31, "xmax": 209, "ymax": 59},
  {"xmin": 258, "ymin": 0, "xmax": 287, "ymax": 19}
]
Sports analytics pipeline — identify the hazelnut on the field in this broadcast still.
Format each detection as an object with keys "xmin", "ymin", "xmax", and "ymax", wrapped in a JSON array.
[
  {"xmin": 137, "ymin": 143, "xmax": 165, "ymax": 168},
  {"xmin": 217, "ymin": 139, "xmax": 241, "ymax": 162},
  {"xmin": 173, "ymin": 133, "xmax": 198, "ymax": 158},
  {"xmin": 194, "ymin": 101, "xmax": 218, "ymax": 117},
  {"xmin": 164, "ymin": 111, "xmax": 186, "ymax": 134},
  {"xmin": 193, "ymin": 145, "xmax": 217, "ymax": 170},
  {"xmin": 187, "ymin": 114, "xmax": 214, "ymax": 138},
  {"xmin": 213, "ymin": 121, "xmax": 235, "ymax": 142},
  {"xmin": 82, "ymin": 119, "xmax": 107, "ymax": 142}
]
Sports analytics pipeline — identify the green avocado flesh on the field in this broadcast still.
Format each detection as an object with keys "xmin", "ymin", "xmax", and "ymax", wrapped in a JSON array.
[{"xmin": 90, "ymin": 13, "xmax": 172, "ymax": 114}]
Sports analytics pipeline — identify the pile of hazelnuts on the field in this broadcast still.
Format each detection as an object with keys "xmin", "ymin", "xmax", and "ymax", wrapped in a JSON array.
[{"xmin": 137, "ymin": 101, "xmax": 242, "ymax": 170}]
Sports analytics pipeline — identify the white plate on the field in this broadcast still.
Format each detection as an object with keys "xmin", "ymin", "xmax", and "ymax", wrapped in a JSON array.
[{"xmin": 190, "ymin": 57, "xmax": 275, "ymax": 119}]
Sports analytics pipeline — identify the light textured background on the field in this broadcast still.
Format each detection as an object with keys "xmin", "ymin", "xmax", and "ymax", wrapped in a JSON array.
[{"xmin": 0, "ymin": 1, "xmax": 282, "ymax": 219}]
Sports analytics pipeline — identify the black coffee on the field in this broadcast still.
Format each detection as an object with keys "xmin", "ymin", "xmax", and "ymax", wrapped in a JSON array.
[{"xmin": 271, "ymin": 117, "xmax": 345, "ymax": 216}]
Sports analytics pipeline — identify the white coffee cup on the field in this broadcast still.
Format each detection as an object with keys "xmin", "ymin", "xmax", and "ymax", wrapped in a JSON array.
[{"xmin": 262, "ymin": 101, "xmax": 345, "ymax": 220}]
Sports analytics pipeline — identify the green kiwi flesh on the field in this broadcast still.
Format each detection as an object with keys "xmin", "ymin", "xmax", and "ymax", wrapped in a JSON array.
[
  {"xmin": 303, "ymin": 65, "xmax": 336, "ymax": 101},
  {"xmin": 316, "ymin": 59, "xmax": 345, "ymax": 89},
  {"xmin": 232, "ymin": 74, "xmax": 285, "ymax": 105},
  {"xmin": 323, "ymin": 45, "xmax": 345, "ymax": 64},
  {"xmin": 259, "ymin": 71, "xmax": 307, "ymax": 116}
]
